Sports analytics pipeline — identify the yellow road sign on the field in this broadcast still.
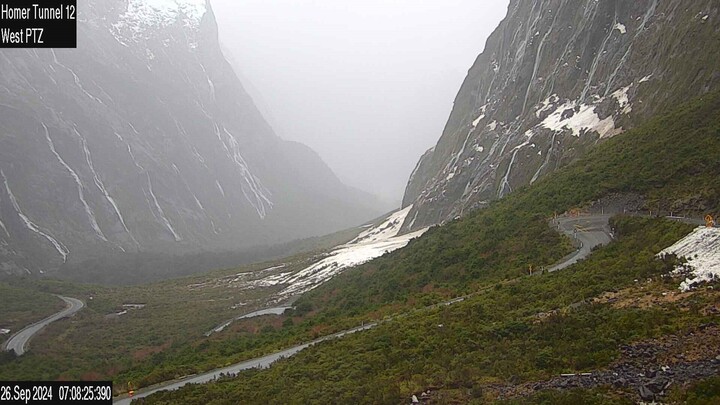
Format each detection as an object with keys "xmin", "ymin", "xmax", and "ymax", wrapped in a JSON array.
[{"xmin": 574, "ymin": 224, "xmax": 590, "ymax": 232}]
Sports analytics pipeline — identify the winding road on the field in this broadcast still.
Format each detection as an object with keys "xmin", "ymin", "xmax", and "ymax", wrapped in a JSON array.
[
  {"xmin": 545, "ymin": 213, "xmax": 706, "ymax": 273},
  {"xmin": 113, "ymin": 214, "xmax": 619, "ymax": 404},
  {"xmin": 3, "ymin": 295, "xmax": 84, "ymax": 356},
  {"xmin": 113, "ymin": 323, "xmax": 376, "ymax": 404},
  {"xmin": 547, "ymin": 214, "xmax": 614, "ymax": 272}
]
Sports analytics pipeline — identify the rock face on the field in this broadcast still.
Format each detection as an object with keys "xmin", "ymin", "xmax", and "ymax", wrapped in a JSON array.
[
  {"xmin": 489, "ymin": 324, "xmax": 720, "ymax": 403},
  {"xmin": 0, "ymin": 0, "xmax": 380, "ymax": 275},
  {"xmin": 402, "ymin": 0, "xmax": 720, "ymax": 232}
]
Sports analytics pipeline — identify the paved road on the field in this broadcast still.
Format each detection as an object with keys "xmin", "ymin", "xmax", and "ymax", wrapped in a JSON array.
[
  {"xmin": 113, "ymin": 323, "xmax": 376, "ymax": 404},
  {"xmin": 547, "ymin": 214, "xmax": 613, "ymax": 273},
  {"xmin": 206, "ymin": 306, "xmax": 293, "ymax": 336},
  {"xmin": 545, "ymin": 213, "xmax": 707, "ymax": 273},
  {"xmin": 3, "ymin": 296, "xmax": 84, "ymax": 356}
]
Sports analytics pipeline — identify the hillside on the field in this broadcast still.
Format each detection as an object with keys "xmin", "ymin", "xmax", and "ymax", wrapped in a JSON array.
[
  {"xmin": 293, "ymin": 90, "xmax": 720, "ymax": 318},
  {"xmin": 130, "ymin": 90, "xmax": 720, "ymax": 403},
  {"xmin": 402, "ymin": 0, "xmax": 719, "ymax": 232}
]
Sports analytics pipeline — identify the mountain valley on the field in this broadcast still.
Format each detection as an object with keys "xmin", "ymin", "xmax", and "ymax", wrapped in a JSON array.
[
  {"xmin": 0, "ymin": 1, "xmax": 719, "ymax": 404},
  {"xmin": 0, "ymin": 0, "xmax": 381, "ymax": 279}
]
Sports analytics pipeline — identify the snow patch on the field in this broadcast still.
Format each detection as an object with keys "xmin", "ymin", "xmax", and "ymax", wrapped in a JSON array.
[
  {"xmin": 113, "ymin": 0, "xmax": 207, "ymax": 46},
  {"xmin": 279, "ymin": 206, "xmax": 428, "ymax": 297},
  {"xmin": 614, "ymin": 23, "xmax": 627, "ymax": 34},
  {"xmin": 191, "ymin": 208, "xmax": 428, "ymax": 312},
  {"xmin": 639, "ymin": 74, "xmax": 653, "ymax": 83},
  {"xmin": 611, "ymin": 85, "xmax": 632, "ymax": 114},
  {"xmin": 540, "ymin": 99, "xmax": 617, "ymax": 137},
  {"xmin": 472, "ymin": 115, "xmax": 484, "ymax": 128},
  {"xmin": 471, "ymin": 105, "xmax": 488, "ymax": 128},
  {"xmin": 660, "ymin": 227, "xmax": 720, "ymax": 291},
  {"xmin": 280, "ymin": 229, "xmax": 428, "ymax": 298},
  {"xmin": 348, "ymin": 206, "xmax": 412, "ymax": 245},
  {"xmin": 536, "ymin": 94, "xmax": 559, "ymax": 118}
]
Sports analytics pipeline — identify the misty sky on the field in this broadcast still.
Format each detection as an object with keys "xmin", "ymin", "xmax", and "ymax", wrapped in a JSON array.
[{"xmin": 211, "ymin": 0, "xmax": 510, "ymax": 205}]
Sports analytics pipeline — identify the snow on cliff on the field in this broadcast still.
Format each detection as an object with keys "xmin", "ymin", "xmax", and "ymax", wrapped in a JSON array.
[
  {"xmin": 113, "ymin": 0, "xmax": 207, "ymax": 44},
  {"xmin": 540, "ymin": 99, "xmax": 619, "ymax": 138}
]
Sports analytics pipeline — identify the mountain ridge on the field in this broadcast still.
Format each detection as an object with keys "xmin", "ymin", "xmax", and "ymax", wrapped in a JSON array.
[
  {"xmin": 402, "ymin": 0, "xmax": 719, "ymax": 232},
  {"xmin": 0, "ymin": 0, "xmax": 381, "ymax": 278}
]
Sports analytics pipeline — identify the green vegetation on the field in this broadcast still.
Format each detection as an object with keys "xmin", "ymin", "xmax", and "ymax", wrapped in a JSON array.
[
  {"xmin": 668, "ymin": 376, "xmax": 720, "ymax": 404},
  {"xmin": 293, "ymin": 89, "xmax": 720, "ymax": 321},
  {"xmin": 134, "ymin": 92, "xmax": 720, "ymax": 402},
  {"xmin": 0, "ymin": 255, "xmax": 325, "ymax": 384},
  {"xmin": 505, "ymin": 376, "xmax": 720, "ymax": 405},
  {"xmin": 137, "ymin": 217, "xmax": 706, "ymax": 404},
  {"xmin": 0, "ymin": 283, "xmax": 63, "ymax": 347},
  {"xmin": 2, "ymin": 91, "xmax": 719, "ymax": 402},
  {"xmin": 496, "ymin": 389, "xmax": 634, "ymax": 405}
]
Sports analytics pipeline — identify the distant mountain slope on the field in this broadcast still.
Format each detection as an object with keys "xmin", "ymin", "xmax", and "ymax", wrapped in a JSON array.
[
  {"xmin": 402, "ymin": 0, "xmax": 719, "ymax": 231},
  {"xmin": 0, "ymin": 0, "xmax": 380, "ymax": 276},
  {"xmin": 298, "ymin": 89, "xmax": 720, "ymax": 321},
  {"xmin": 121, "ymin": 87, "xmax": 720, "ymax": 405}
]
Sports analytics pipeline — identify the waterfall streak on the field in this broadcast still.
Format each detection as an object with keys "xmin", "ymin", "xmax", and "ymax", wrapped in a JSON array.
[
  {"xmin": 1, "ymin": 169, "xmax": 69, "ymax": 262},
  {"xmin": 146, "ymin": 173, "xmax": 181, "ymax": 242},
  {"xmin": 75, "ymin": 128, "xmax": 138, "ymax": 246},
  {"xmin": 43, "ymin": 123, "xmax": 107, "ymax": 242}
]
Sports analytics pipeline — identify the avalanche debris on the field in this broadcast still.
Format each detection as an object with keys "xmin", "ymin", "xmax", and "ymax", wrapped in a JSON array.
[
  {"xmin": 278, "ymin": 206, "xmax": 429, "ymax": 297},
  {"xmin": 660, "ymin": 227, "xmax": 720, "ymax": 291}
]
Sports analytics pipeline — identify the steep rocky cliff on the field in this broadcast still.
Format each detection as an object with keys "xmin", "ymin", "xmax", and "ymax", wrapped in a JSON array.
[
  {"xmin": 0, "ymin": 0, "xmax": 380, "ymax": 276},
  {"xmin": 402, "ymin": 0, "xmax": 719, "ymax": 231}
]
